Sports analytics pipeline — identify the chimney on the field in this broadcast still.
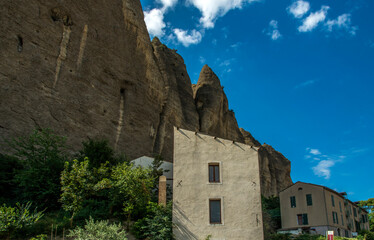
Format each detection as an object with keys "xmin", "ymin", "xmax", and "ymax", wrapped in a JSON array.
[{"xmin": 158, "ymin": 175, "xmax": 167, "ymax": 206}]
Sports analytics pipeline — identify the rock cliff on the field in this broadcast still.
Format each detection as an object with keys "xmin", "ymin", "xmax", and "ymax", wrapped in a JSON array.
[
  {"xmin": 193, "ymin": 65, "xmax": 245, "ymax": 143},
  {"xmin": 0, "ymin": 0, "xmax": 292, "ymax": 196}
]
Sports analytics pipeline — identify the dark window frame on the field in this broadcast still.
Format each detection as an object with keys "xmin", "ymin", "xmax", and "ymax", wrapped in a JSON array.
[
  {"xmin": 306, "ymin": 194, "xmax": 313, "ymax": 206},
  {"xmin": 331, "ymin": 195, "xmax": 335, "ymax": 207},
  {"xmin": 297, "ymin": 213, "xmax": 308, "ymax": 225},
  {"xmin": 208, "ymin": 163, "xmax": 220, "ymax": 183},
  {"xmin": 290, "ymin": 196, "xmax": 296, "ymax": 208},
  {"xmin": 209, "ymin": 199, "xmax": 222, "ymax": 224}
]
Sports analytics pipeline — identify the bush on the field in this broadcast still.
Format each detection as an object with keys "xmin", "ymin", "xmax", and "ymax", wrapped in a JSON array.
[
  {"xmin": 267, "ymin": 233, "xmax": 291, "ymax": 240},
  {"xmin": 294, "ymin": 234, "xmax": 322, "ymax": 240},
  {"xmin": 29, "ymin": 234, "xmax": 48, "ymax": 240},
  {"xmin": 0, "ymin": 202, "xmax": 44, "ymax": 239},
  {"xmin": 67, "ymin": 217, "xmax": 127, "ymax": 240},
  {"xmin": 359, "ymin": 230, "xmax": 374, "ymax": 240},
  {"xmin": 132, "ymin": 201, "xmax": 173, "ymax": 240}
]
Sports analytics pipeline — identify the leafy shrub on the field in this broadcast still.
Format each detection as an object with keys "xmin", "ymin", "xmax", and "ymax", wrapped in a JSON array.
[
  {"xmin": 132, "ymin": 201, "xmax": 173, "ymax": 240},
  {"xmin": 67, "ymin": 217, "xmax": 127, "ymax": 240},
  {"xmin": 74, "ymin": 199, "xmax": 110, "ymax": 226},
  {"xmin": 267, "ymin": 233, "xmax": 291, "ymax": 240},
  {"xmin": 29, "ymin": 234, "xmax": 48, "ymax": 240},
  {"xmin": 0, "ymin": 202, "xmax": 44, "ymax": 238},
  {"xmin": 358, "ymin": 230, "xmax": 374, "ymax": 240},
  {"xmin": 294, "ymin": 234, "xmax": 322, "ymax": 240}
]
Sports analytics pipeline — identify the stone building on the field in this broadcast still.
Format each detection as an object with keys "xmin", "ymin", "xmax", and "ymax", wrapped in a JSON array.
[
  {"xmin": 279, "ymin": 182, "xmax": 370, "ymax": 237},
  {"xmin": 172, "ymin": 127, "xmax": 264, "ymax": 240}
]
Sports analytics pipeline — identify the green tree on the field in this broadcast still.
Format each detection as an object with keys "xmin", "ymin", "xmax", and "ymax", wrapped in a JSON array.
[
  {"xmin": 262, "ymin": 195, "xmax": 281, "ymax": 239},
  {"xmin": 6, "ymin": 129, "xmax": 67, "ymax": 209},
  {"xmin": 111, "ymin": 163, "xmax": 154, "ymax": 227},
  {"xmin": 78, "ymin": 139, "xmax": 119, "ymax": 169},
  {"xmin": 60, "ymin": 157, "xmax": 112, "ymax": 226},
  {"xmin": 0, "ymin": 202, "xmax": 44, "ymax": 240},
  {"xmin": 60, "ymin": 159, "xmax": 94, "ymax": 226},
  {"xmin": 359, "ymin": 198, "xmax": 374, "ymax": 232}
]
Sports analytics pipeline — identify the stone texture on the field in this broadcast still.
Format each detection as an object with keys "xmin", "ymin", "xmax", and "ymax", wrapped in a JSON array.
[
  {"xmin": 0, "ymin": 0, "xmax": 292, "ymax": 196},
  {"xmin": 150, "ymin": 37, "xmax": 199, "ymax": 159},
  {"xmin": 193, "ymin": 65, "xmax": 244, "ymax": 143},
  {"xmin": 258, "ymin": 144, "xmax": 293, "ymax": 197},
  {"xmin": 0, "ymin": 0, "xmax": 167, "ymax": 159},
  {"xmin": 240, "ymin": 128, "xmax": 261, "ymax": 147}
]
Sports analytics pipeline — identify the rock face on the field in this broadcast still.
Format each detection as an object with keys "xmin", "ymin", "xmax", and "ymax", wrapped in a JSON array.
[
  {"xmin": 240, "ymin": 128, "xmax": 293, "ymax": 196},
  {"xmin": 150, "ymin": 37, "xmax": 199, "ymax": 159},
  {"xmin": 0, "ymin": 0, "xmax": 167, "ymax": 159},
  {"xmin": 0, "ymin": 0, "xmax": 292, "ymax": 196},
  {"xmin": 193, "ymin": 65, "xmax": 244, "ymax": 142},
  {"xmin": 259, "ymin": 144, "xmax": 293, "ymax": 197}
]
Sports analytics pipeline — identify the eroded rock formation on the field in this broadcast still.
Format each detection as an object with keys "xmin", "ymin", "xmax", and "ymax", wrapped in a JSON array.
[
  {"xmin": 193, "ymin": 65, "xmax": 245, "ymax": 143},
  {"xmin": 0, "ymin": 0, "xmax": 292, "ymax": 196}
]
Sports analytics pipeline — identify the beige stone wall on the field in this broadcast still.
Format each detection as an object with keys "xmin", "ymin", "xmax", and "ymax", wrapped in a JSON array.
[
  {"xmin": 173, "ymin": 127, "xmax": 264, "ymax": 240},
  {"xmin": 280, "ymin": 182, "xmax": 328, "ymax": 229},
  {"xmin": 280, "ymin": 182, "xmax": 370, "ymax": 237},
  {"xmin": 324, "ymin": 189, "xmax": 346, "ymax": 229}
]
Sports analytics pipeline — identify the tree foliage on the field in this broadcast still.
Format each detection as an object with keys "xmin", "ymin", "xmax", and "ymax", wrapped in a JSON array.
[
  {"xmin": 6, "ymin": 129, "xmax": 67, "ymax": 209},
  {"xmin": 359, "ymin": 198, "xmax": 374, "ymax": 232},
  {"xmin": 262, "ymin": 195, "xmax": 281, "ymax": 239},
  {"xmin": 111, "ymin": 163, "xmax": 154, "ymax": 222},
  {"xmin": 78, "ymin": 139, "xmax": 119, "ymax": 169},
  {"xmin": 60, "ymin": 158, "xmax": 94, "ymax": 225}
]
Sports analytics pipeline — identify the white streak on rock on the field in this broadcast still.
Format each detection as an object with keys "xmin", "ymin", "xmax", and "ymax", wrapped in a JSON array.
[
  {"xmin": 54, "ymin": 26, "xmax": 71, "ymax": 88},
  {"xmin": 77, "ymin": 24, "xmax": 88, "ymax": 70},
  {"xmin": 115, "ymin": 94, "xmax": 125, "ymax": 150}
]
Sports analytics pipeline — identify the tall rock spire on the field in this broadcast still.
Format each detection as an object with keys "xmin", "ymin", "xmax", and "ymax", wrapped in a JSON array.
[{"xmin": 193, "ymin": 65, "xmax": 244, "ymax": 142}]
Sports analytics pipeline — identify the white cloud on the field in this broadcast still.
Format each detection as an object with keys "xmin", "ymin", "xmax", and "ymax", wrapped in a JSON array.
[
  {"xmin": 288, "ymin": 0, "xmax": 310, "ymax": 18},
  {"xmin": 144, "ymin": 9, "xmax": 166, "ymax": 37},
  {"xmin": 312, "ymin": 160, "xmax": 335, "ymax": 179},
  {"xmin": 158, "ymin": 0, "xmax": 178, "ymax": 10},
  {"xmin": 188, "ymin": 0, "xmax": 258, "ymax": 29},
  {"xmin": 309, "ymin": 148, "xmax": 321, "ymax": 155},
  {"xmin": 325, "ymin": 13, "xmax": 357, "ymax": 35},
  {"xmin": 173, "ymin": 28, "xmax": 203, "ymax": 47},
  {"xmin": 294, "ymin": 79, "xmax": 316, "ymax": 89},
  {"xmin": 199, "ymin": 56, "xmax": 206, "ymax": 64},
  {"xmin": 266, "ymin": 20, "xmax": 282, "ymax": 40},
  {"xmin": 298, "ymin": 6, "xmax": 329, "ymax": 32},
  {"xmin": 144, "ymin": 0, "xmax": 178, "ymax": 37}
]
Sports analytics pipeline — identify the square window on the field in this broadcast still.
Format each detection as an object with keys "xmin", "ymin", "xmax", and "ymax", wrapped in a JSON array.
[
  {"xmin": 209, "ymin": 199, "xmax": 222, "ymax": 224},
  {"xmin": 209, "ymin": 163, "xmax": 220, "ymax": 183}
]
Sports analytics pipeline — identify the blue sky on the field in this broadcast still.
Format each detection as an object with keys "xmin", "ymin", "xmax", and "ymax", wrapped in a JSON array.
[{"xmin": 140, "ymin": 0, "xmax": 374, "ymax": 201}]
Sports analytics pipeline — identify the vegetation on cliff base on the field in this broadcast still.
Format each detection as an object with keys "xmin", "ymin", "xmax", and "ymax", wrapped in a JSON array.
[{"xmin": 0, "ymin": 129, "xmax": 173, "ymax": 239}]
